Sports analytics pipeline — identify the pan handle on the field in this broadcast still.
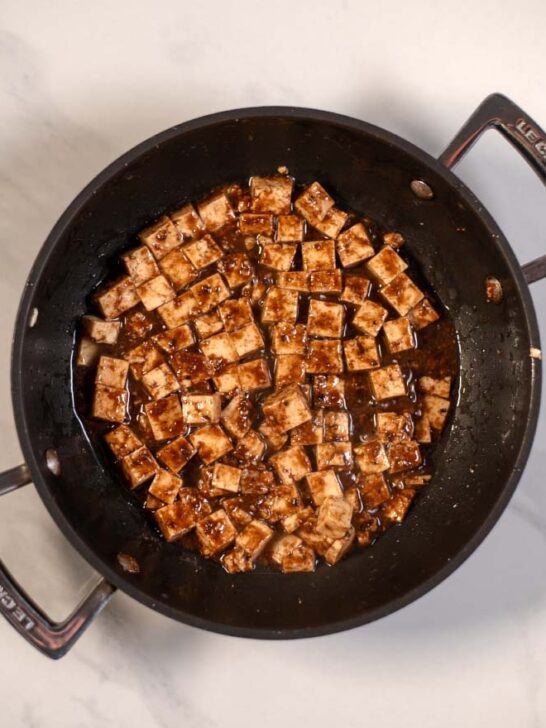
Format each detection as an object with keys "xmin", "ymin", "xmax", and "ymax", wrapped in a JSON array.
[
  {"xmin": 439, "ymin": 92, "xmax": 546, "ymax": 284},
  {"xmin": 0, "ymin": 464, "xmax": 116, "ymax": 659}
]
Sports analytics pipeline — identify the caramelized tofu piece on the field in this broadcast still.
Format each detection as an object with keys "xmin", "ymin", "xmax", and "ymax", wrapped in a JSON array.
[
  {"xmin": 367, "ymin": 246, "xmax": 408, "ymax": 285},
  {"xmin": 219, "ymin": 298, "xmax": 254, "ymax": 332},
  {"xmin": 142, "ymin": 362, "xmax": 180, "ymax": 399},
  {"xmin": 312, "ymin": 375, "xmax": 346, "ymax": 408},
  {"xmin": 410, "ymin": 298, "xmax": 439, "ymax": 329},
  {"xmin": 125, "ymin": 341, "xmax": 164, "ymax": 380},
  {"xmin": 262, "ymin": 287, "xmax": 299, "ymax": 324},
  {"xmin": 82, "ymin": 316, "xmax": 121, "ymax": 345},
  {"xmin": 308, "ymin": 270, "xmax": 343, "ymax": 293},
  {"xmin": 183, "ymin": 234, "xmax": 224, "ymax": 269},
  {"xmin": 170, "ymin": 351, "xmax": 212, "ymax": 387},
  {"xmin": 271, "ymin": 323, "xmax": 308, "ymax": 355},
  {"xmin": 307, "ymin": 299, "xmax": 344, "ymax": 338},
  {"xmin": 158, "ymin": 290, "xmax": 198, "ymax": 328},
  {"xmin": 181, "ymin": 393, "xmax": 221, "ymax": 425},
  {"xmin": 383, "ymin": 231, "xmax": 405, "ymax": 248},
  {"xmin": 265, "ymin": 482, "xmax": 302, "ymax": 521},
  {"xmin": 358, "ymin": 473, "xmax": 391, "ymax": 508},
  {"xmin": 282, "ymin": 506, "xmax": 315, "ymax": 534},
  {"xmin": 104, "ymin": 425, "xmax": 142, "ymax": 459},
  {"xmin": 381, "ymin": 489, "xmax": 416, "ymax": 524},
  {"xmin": 194, "ymin": 309, "xmax": 224, "ymax": 340},
  {"xmin": 121, "ymin": 446, "xmax": 157, "ymax": 488},
  {"xmin": 236, "ymin": 520, "xmax": 274, "ymax": 558},
  {"xmin": 191, "ymin": 273, "xmax": 230, "ymax": 313},
  {"xmin": 381, "ymin": 273, "xmax": 424, "ymax": 316},
  {"xmin": 375, "ymin": 411, "xmax": 414, "ymax": 443},
  {"xmin": 414, "ymin": 415, "xmax": 432, "ymax": 443},
  {"xmin": 200, "ymin": 332, "xmax": 239, "ymax": 367},
  {"xmin": 323, "ymin": 411, "xmax": 350, "ymax": 441},
  {"xmin": 96, "ymin": 276, "xmax": 139, "ymax": 319},
  {"xmin": 123, "ymin": 310, "xmax": 155, "ymax": 341},
  {"xmin": 217, "ymin": 252, "xmax": 254, "ymax": 288},
  {"xmin": 352, "ymin": 300, "xmax": 388, "ymax": 337},
  {"xmin": 315, "ymin": 442, "xmax": 353, "ymax": 471},
  {"xmin": 240, "ymin": 213, "xmax": 274, "ymax": 235},
  {"xmin": 422, "ymin": 395, "xmax": 450, "ymax": 430},
  {"xmin": 295, "ymin": 181, "xmax": 334, "ymax": 222},
  {"xmin": 223, "ymin": 547, "xmax": 253, "ymax": 573},
  {"xmin": 418, "ymin": 376, "xmax": 452, "ymax": 398},
  {"xmin": 155, "ymin": 489, "xmax": 211, "ymax": 541},
  {"xmin": 250, "ymin": 175, "xmax": 293, "ymax": 214},
  {"xmin": 223, "ymin": 495, "xmax": 254, "ymax": 525},
  {"xmin": 369, "ymin": 363, "xmax": 406, "ymax": 400},
  {"xmin": 260, "ymin": 242, "xmax": 297, "ymax": 271},
  {"xmin": 301, "ymin": 240, "xmax": 336, "ymax": 270},
  {"xmin": 230, "ymin": 323, "xmax": 264, "ymax": 358},
  {"xmin": 222, "ymin": 394, "xmax": 254, "ymax": 438},
  {"xmin": 157, "ymin": 435, "xmax": 196, "ymax": 472},
  {"xmin": 139, "ymin": 216, "xmax": 180, "ymax": 259},
  {"xmin": 153, "ymin": 324, "xmax": 194, "ymax": 355},
  {"xmin": 388, "ymin": 440, "xmax": 422, "ymax": 473},
  {"xmin": 95, "ymin": 355, "xmax": 129, "ymax": 389},
  {"xmin": 92, "ymin": 385, "xmax": 127, "ymax": 423},
  {"xmin": 259, "ymin": 420, "xmax": 289, "ymax": 451},
  {"xmin": 306, "ymin": 339, "xmax": 343, "ymax": 374},
  {"xmin": 275, "ymin": 354, "xmax": 306, "ymax": 387},
  {"xmin": 238, "ymin": 358, "xmax": 271, "ymax": 392},
  {"xmin": 337, "ymin": 223, "xmax": 375, "ymax": 267},
  {"xmin": 277, "ymin": 214, "xmax": 304, "ymax": 241},
  {"xmin": 324, "ymin": 527, "xmax": 355, "ymax": 566},
  {"xmin": 233, "ymin": 431, "xmax": 266, "ymax": 463},
  {"xmin": 211, "ymin": 463, "xmax": 242, "ymax": 493},
  {"xmin": 144, "ymin": 395, "xmax": 186, "ymax": 441},
  {"xmin": 340, "ymin": 275, "xmax": 371, "ymax": 305},
  {"xmin": 343, "ymin": 336, "xmax": 380, "ymax": 371},
  {"xmin": 170, "ymin": 203, "xmax": 204, "ymax": 239},
  {"xmin": 196, "ymin": 509, "xmax": 237, "ymax": 556},
  {"xmin": 316, "ymin": 496, "xmax": 353, "ymax": 539},
  {"xmin": 269, "ymin": 446, "xmax": 312, "ymax": 484},
  {"xmin": 240, "ymin": 468, "xmax": 275, "ymax": 495},
  {"xmin": 290, "ymin": 409, "xmax": 324, "ymax": 446},
  {"xmin": 122, "ymin": 246, "xmax": 160, "ymax": 286},
  {"xmin": 281, "ymin": 542, "xmax": 316, "ymax": 572},
  {"xmin": 271, "ymin": 534, "xmax": 303, "ymax": 565},
  {"xmin": 190, "ymin": 424, "xmax": 233, "ymax": 464},
  {"xmin": 305, "ymin": 470, "xmax": 343, "ymax": 505},
  {"xmin": 197, "ymin": 192, "xmax": 236, "ymax": 232},
  {"xmin": 137, "ymin": 275, "xmax": 175, "ymax": 311},
  {"xmin": 149, "ymin": 469, "xmax": 182, "ymax": 504},
  {"xmin": 355, "ymin": 439, "xmax": 389, "ymax": 473},
  {"xmin": 383, "ymin": 317, "xmax": 415, "ymax": 353},
  {"xmin": 312, "ymin": 207, "xmax": 347, "ymax": 238},
  {"xmin": 262, "ymin": 384, "xmax": 312, "ymax": 432},
  {"xmin": 158, "ymin": 248, "xmax": 197, "ymax": 290},
  {"xmin": 213, "ymin": 363, "xmax": 241, "ymax": 394},
  {"xmin": 276, "ymin": 271, "xmax": 309, "ymax": 291},
  {"xmin": 145, "ymin": 493, "xmax": 164, "ymax": 510}
]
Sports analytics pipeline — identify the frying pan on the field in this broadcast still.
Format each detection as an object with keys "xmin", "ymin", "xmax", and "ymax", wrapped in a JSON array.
[{"xmin": 1, "ymin": 93, "xmax": 545, "ymax": 659}]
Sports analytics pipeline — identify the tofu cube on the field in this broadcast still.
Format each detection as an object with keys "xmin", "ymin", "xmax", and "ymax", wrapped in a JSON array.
[
  {"xmin": 95, "ymin": 355, "xmax": 129, "ymax": 389},
  {"xmin": 418, "ymin": 376, "xmax": 452, "ymax": 398},
  {"xmin": 306, "ymin": 339, "xmax": 343, "ymax": 374},
  {"xmin": 276, "ymin": 353, "xmax": 306, "ymax": 388},
  {"xmin": 352, "ymin": 300, "xmax": 388, "ymax": 337},
  {"xmin": 170, "ymin": 203, "xmax": 204, "ymax": 239},
  {"xmin": 222, "ymin": 496, "xmax": 254, "ymax": 525},
  {"xmin": 190, "ymin": 424, "xmax": 233, "ymax": 464},
  {"xmin": 236, "ymin": 520, "xmax": 274, "ymax": 558},
  {"xmin": 145, "ymin": 493, "xmax": 164, "ymax": 510},
  {"xmin": 260, "ymin": 242, "xmax": 297, "ymax": 271},
  {"xmin": 403, "ymin": 474, "xmax": 431, "ymax": 487},
  {"xmin": 240, "ymin": 468, "xmax": 275, "ymax": 495},
  {"xmin": 230, "ymin": 323, "xmax": 264, "ymax": 358},
  {"xmin": 219, "ymin": 298, "xmax": 254, "ymax": 332},
  {"xmin": 271, "ymin": 323, "xmax": 307, "ymax": 355},
  {"xmin": 141, "ymin": 362, "xmax": 180, "ymax": 399},
  {"xmin": 181, "ymin": 393, "xmax": 221, "ymax": 424},
  {"xmin": 281, "ymin": 542, "xmax": 316, "ymax": 572},
  {"xmin": 194, "ymin": 309, "xmax": 224, "ymax": 340},
  {"xmin": 158, "ymin": 248, "xmax": 197, "ymax": 290},
  {"xmin": 381, "ymin": 273, "xmax": 424, "ymax": 316},
  {"xmin": 414, "ymin": 415, "xmax": 432, "ymax": 443},
  {"xmin": 271, "ymin": 534, "xmax": 303, "ymax": 564},
  {"xmin": 170, "ymin": 351, "xmax": 212, "ymax": 388},
  {"xmin": 238, "ymin": 358, "xmax": 271, "ymax": 392},
  {"xmin": 308, "ymin": 270, "xmax": 343, "ymax": 293},
  {"xmin": 217, "ymin": 252, "xmax": 254, "ymax": 288},
  {"xmin": 124, "ymin": 310, "xmax": 155, "ymax": 341},
  {"xmin": 149, "ymin": 469, "xmax": 182, "ymax": 504},
  {"xmin": 155, "ymin": 489, "xmax": 211, "ymax": 541},
  {"xmin": 277, "ymin": 214, "xmax": 304, "ymax": 242},
  {"xmin": 410, "ymin": 298, "xmax": 440, "ymax": 329},
  {"xmin": 221, "ymin": 394, "xmax": 254, "ymax": 438},
  {"xmin": 92, "ymin": 385, "xmax": 127, "ymax": 423},
  {"xmin": 196, "ymin": 509, "xmax": 237, "ymax": 556},
  {"xmin": 262, "ymin": 384, "xmax": 312, "ymax": 432},
  {"xmin": 96, "ymin": 276, "xmax": 139, "ymax": 319},
  {"xmin": 336, "ymin": 223, "xmax": 375, "ymax": 267},
  {"xmin": 316, "ymin": 496, "xmax": 353, "ymax": 539},
  {"xmin": 355, "ymin": 440, "xmax": 389, "ymax": 473},
  {"xmin": 324, "ymin": 527, "xmax": 355, "ymax": 566},
  {"xmin": 233, "ymin": 431, "xmax": 266, "ymax": 463},
  {"xmin": 312, "ymin": 207, "xmax": 348, "ymax": 238},
  {"xmin": 212, "ymin": 363, "xmax": 241, "ymax": 394},
  {"xmin": 290, "ymin": 409, "xmax": 324, "ymax": 446},
  {"xmin": 301, "ymin": 240, "xmax": 336, "ymax": 270},
  {"xmin": 76, "ymin": 337, "xmax": 102, "ymax": 367},
  {"xmin": 375, "ymin": 411, "xmax": 414, "ymax": 443},
  {"xmin": 223, "ymin": 547, "xmax": 253, "ymax": 573},
  {"xmin": 197, "ymin": 192, "xmax": 236, "ymax": 232},
  {"xmin": 121, "ymin": 446, "xmax": 157, "ymax": 488},
  {"xmin": 259, "ymin": 420, "xmax": 289, "ymax": 451},
  {"xmin": 358, "ymin": 473, "xmax": 390, "ymax": 508},
  {"xmin": 367, "ymin": 246, "xmax": 408, "ymax": 285},
  {"xmin": 139, "ymin": 216, "xmax": 180, "ymax": 259},
  {"xmin": 191, "ymin": 273, "xmax": 230, "ymax": 313},
  {"xmin": 144, "ymin": 395, "xmax": 186, "ymax": 440},
  {"xmin": 125, "ymin": 341, "xmax": 164, "ymax": 380},
  {"xmin": 381, "ymin": 490, "xmax": 416, "ymax": 524},
  {"xmin": 265, "ymin": 483, "xmax": 302, "ymax": 521},
  {"xmin": 211, "ymin": 463, "xmax": 242, "ymax": 493},
  {"xmin": 152, "ymin": 324, "xmax": 194, "ymax": 355},
  {"xmin": 104, "ymin": 425, "xmax": 142, "ymax": 459},
  {"xmin": 383, "ymin": 317, "xmax": 415, "ymax": 353},
  {"xmin": 307, "ymin": 299, "xmax": 344, "ymax": 339},
  {"xmin": 315, "ymin": 442, "xmax": 353, "ymax": 471},
  {"xmin": 200, "ymin": 332, "xmax": 239, "ymax": 367},
  {"xmin": 240, "ymin": 213, "xmax": 274, "ymax": 235},
  {"xmin": 305, "ymin": 470, "xmax": 343, "ymax": 505},
  {"xmin": 250, "ymin": 175, "xmax": 293, "ymax": 214},
  {"xmin": 422, "ymin": 395, "xmax": 450, "ymax": 430},
  {"xmin": 369, "ymin": 364, "xmax": 406, "ymax": 400},
  {"xmin": 262, "ymin": 287, "xmax": 299, "ymax": 324},
  {"xmin": 282, "ymin": 506, "xmax": 314, "ymax": 534},
  {"xmin": 388, "ymin": 440, "xmax": 422, "ymax": 473},
  {"xmin": 295, "ymin": 181, "xmax": 334, "ymax": 222},
  {"xmin": 183, "ymin": 234, "xmax": 224, "ymax": 269},
  {"xmin": 157, "ymin": 435, "xmax": 196, "ymax": 472},
  {"xmin": 340, "ymin": 275, "xmax": 371, "ymax": 305},
  {"xmin": 323, "ymin": 411, "xmax": 350, "ymax": 441},
  {"xmin": 276, "ymin": 271, "xmax": 309, "ymax": 291},
  {"xmin": 137, "ymin": 275, "xmax": 175, "ymax": 311},
  {"xmin": 122, "ymin": 246, "xmax": 160, "ymax": 286},
  {"xmin": 343, "ymin": 336, "xmax": 380, "ymax": 371},
  {"xmin": 157, "ymin": 290, "xmax": 198, "ymax": 328},
  {"xmin": 82, "ymin": 316, "xmax": 121, "ymax": 345},
  {"xmin": 269, "ymin": 446, "xmax": 311, "ymax": 484},
  {"xmin": 312, "ymin": 375, "xmax": 346, "ymax": 408},
  {"xmin": 383, "ymin": 231, "xmax": 405, "ymax": 248}
]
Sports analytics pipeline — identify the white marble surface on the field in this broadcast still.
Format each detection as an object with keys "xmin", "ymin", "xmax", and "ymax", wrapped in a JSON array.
[{"xmin": 1, "ymin": 0, "xmax": 546, "ymax": 725}]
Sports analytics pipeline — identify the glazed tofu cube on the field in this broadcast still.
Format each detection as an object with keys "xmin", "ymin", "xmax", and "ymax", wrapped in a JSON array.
[
  {"xmin": 352, "ymin": 300, "xmax": 388, "ymax": 337},
  {"xmin": 343, "ymin": 336, "xmax": 381, "ymax": 371},
  {"xmin": 305, "ymin": 470, "xmax": 343, "ymax": 505},
  {"xmin": 194, "ymin": 309, "xmax": 224, "ymax": 339},
  {"xmin": 324, "ymin": 528, "xmax": 355, "ymax": 566},
  {"xmin": 240, "ymin": 468, "xmax": 275, "ymax": 495},
  {"xmin": 383, "ymin": 231, "xmax": 405, "ymax": 248},
  {"xmin": 223, "ymin": 547, "xmax": 253, "ymax": 573},
  {"xmin": 403, "ymin": 474, "xmax": 431, "ymax": 487},
  {"xmin": 409, "ymin": 298, "xmax": 440, "ymax": 329},
  {"xmin": 275, "ymin": 354, "xmax": 306, "ymax": 387},
  {"xmin": 182, "ymin": 393, "xmax": 221, "ymax": 424},
  {"xmin": 312, "ymin": 375, "xmax": 346, "ymax": 408},
  {"xmin": 236, "ymin": 520, "xmax": 274, "ymax": 559},
  {"xmin": 308, "ymin": 270, "xmax": 343, "ymax": 293},
  {"xmin": 418, "ymin": 376, "xmax": 452, "ymax": 398},
  {"xmin": 306, "ymin": 339, "xmax": 343, "ymax": 374},
  {"xmin": 158, "ymin": 248, "xmax": 197, "ymax": 290},
  {"xmin": 383, "ymin": 317, "xmax": 415, "ymax": 353},
  {"xmin": 82, "ymin": 316, "xmax": 121, "ymax": 345},
  {"xmin": 217, "ymin": 252, "xmax": 254, "ymax": 288},
  {"xmin": 277, "ymin": 214, "xmax": 304, "ymax": 242},
  {"xmin": 157, "ymin": 290, "xmax": 198, "ymax": 328},
  {"xmin": 276, "ymin": 271, "xmax": 309, "ymax": 291},
  {"xmin": 282, "ymin": 506, "xmax": 314, "ymax": 534},
  {"xmin": 381, "ymin": 489, "xmax": 416, "ymax": 524},
  {"xmin": 125, "ymin": 341, "xmax": 164, "ymax": 380},
  {"xmin": 213, "ymin": 363, "xmax": 241, "ymax": 394},
  {"xmin": 142, "ymin": 362, "xmax": 180, "ymax": 399},
  {"xmin": 307, "ymin": 300, "xmax": 344, "ymax": 338},
  {"xmin": 312, "ymin": 207, "xmax": 348, "ymax": 238},
  {"xmin": 197, "ymin": 192, "xmax": 236, "ymax": 232},
  {"xmin": 196, "ymin": 509, "xmax": 237, "ymax": 556},
  {"xmin": 139, "ymin": 216, "xmax": 180, "ymax": 259},
  {"xmin": 271, "ymin": 323, "xmax": 307, "ymax": 355},
  {"xmin": 262, "ymin": 287, "xmax": 298, "ymax": 324},
  {"xmin": 191, "ymin": 424, "xmax": 233, "ymax": 464},
  {"xmin": 301, "ymin": 240, "xmax": 336, "ymax": 270},
  {"xmin": 233, "ymin": 431, "xmax": 266, "ymax": 463},
  {"xmin": 324, "ymin": 411, "xmax": 350, "ymax": 441},
  {"xmin": 388, "ymin": 440, "xmax": 422, "ymax": 473},
  {"xmin": 250, "ymin": 175, "xmax": 293, "ymax": 214},
  {"xmin": 219, "ymin": 298, "xmax": 254, "ymax": 332},
  {"xmin": 244, "ymin": 279, "xmax": 267, "ymax": 304},
  {"xmin": 124, "ymin": 310, "xmax": 155, "ymax": 341},
  {"xmin": 157, "ymin": 435, "xmax": 196, "ymax": 472},
  {"xmin": 340, "ymin": 275, "xmax": 371, "ymax": 305},
  {"xmin": 414, "ymin": 415, "xmax": 432, "ymax": 443},
  {"xmin": 95, "ymin": 355, "xmax": 129, "ymax": 389},
  {"xmin": 343, "ymin": 486, "xmax": 360, "ymax": 511},
  {"xmin": 92, "ymin": 385, "xmax": 127, "ymax": 423},
  {"xmin": 422, "ymin": 395, "xmax": 450, "ymax": 430},
  {"xmin": 295, "ymin": 181, "xmax": 334, "ymax": 222},
  {"xmin": 137, "ymin": 275, "xmax": 175, "ymax": 311},
  {"xmin": 316, "ymin": 496, "xmax": 353, "ymax": 539},
  {"xmin": 355, "ymin": 440, "xmax": 389, "ymax": 473},
  {"xmin": 270, "ymin": 446, "xmax": 311, "ymax": 484},
  {"xmin": 260, "ymin": 242, "xmax": 297, "ymax": 271},
  {"xmin": 336, "ymin": 223, "xmax": 375, "ymax": 267},
  {"xmin": 200, "ymin": 332, "xmax": 239, "ymax": 366},
  {"xmin": 358, "ymin": 473, "xmax": 390, "ymax": 508},
  {"xmin": 230, "ymin": 323, "xmax": 264, "ymax": 358},
  {"xmin": 183, "ymin": 234, "xmax": 223, "ymax": 269},
  {"xmin": 315, "ymin": 442, "xmax": 353, "ymax": 471},
  {"xmin": 369, "ymin": 364, "xmax": 406, "ymax": 400},
  {"xmin": 367, "ymin": 246, "xmax": 408, "ymax": 285},
  {"xmin": 211, "ymin": 463, "xmax": 242, "ymax": 493},
  {"xmin": 122, "ymin": 246, "xmax": 160, "ymax": 286},
  {"xmin": 240, "ymin": 213, "xmax": 274, "ymax": 235},
  {"xmin": 222, "ymin": 495, "xmax": 254, "ymax": 524},
  {"xmin": 281, "ymin": 542, "xmax": 316, "ymax": 572},
  {"xmin": 271, "ymin": 534, "xmax": 303, "ymax": 564},
  {"xmin": 222, "ymin": 394, "xmax": 254, "ymax": 438},
  {"xmin": 265, "ymin": 483, "xmax": 302, "ymax": 523},
  {"xmin": 170, "ymin": 203, "xmax": 204, "ymax": 239},
  {"xmin": 149, "ymin": 469, "xmax": 182, "ymax": 504},
  {"xmin": 375, "ymin": 411, "xmax": 414, "ymax": 443},
  {"xmin": 259, "ymin": 420, "xmax": 289, "ymax": 451},
  {"xmin": 191, "ymin": 273, "xmax": 230, "ymax": 313},
  {"xmin": 155, "ymin": 490, "xmax": 211, "ymax": 541},
  {"xmin": 170, "ymin": 352, "xmax": 212, "ymax": 387},
  {"xmin": 152, "ymin": 324, "xmax": 194, "ymax": 355},
  {"xmin": 238, "ymin": 358, "xmax": 271, "ymax": 392},
  {"xmin": 290, "ymin": 409, "xmax": 324, "ymax": 446},
  {"xmin": 381, "ymin": 273, "xmax": 424, "ymax": 316},
  {"xmin": 144, "ymin": 395, "xmax": 186, "ymax": 440},
  {"xmin": 262, "ymin": 384, "xmax": 312, "ymax": 432},
  {"xmin": 96, "ymin": 276, "xmax": 139, "ymax": 319},
  {"xmin": 121, "ymin": 446, "xmax": 157, "ymax": 488},
  {"xmin": 104, "ymin": 425, "xmax": 142, "ymax": 459},
  {"xmin": 145, "ymin": 493, "xmax": 164, "ymax": 510}
]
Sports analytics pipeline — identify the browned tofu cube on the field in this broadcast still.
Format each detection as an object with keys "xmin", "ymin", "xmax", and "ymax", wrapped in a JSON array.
[
  {"xmin": 414, "ymin": 415, "xmax": 432, "ymax": 443},
  {"xmin": 96, "ymin": 276, "xmax": 139, "ymax": 319},
  {"xmin": 240, "ymin": 213, "xmax": 274, "ymax": 235},
  {"xmin": 381, "ymin": 489, "xmax": 416, "ymax": 524},
  {"xmin": 324, "ymin": 411, "xmax": 350, "ymax": 441},
  {"xmin": 277, "ymin": 214, "xmax": 304, "ymax": 242},
  {"xmin": 104, "ymin": 425, "xmax": 142, "ymax": 459},
  {"xmin": 121, "ymin": 446, "xmax": 157, "ymax": 488},
  {"xmin": 388, "ymin": 440, "xmax": 422, "ymax": 473},
  {"xmin": 139, "ymin": 216, "xmax": 180, "ymax": 259},
  {"xmin": 217, "ymin": 252, "xmax": 254, "ymax": 288},
  {"xmin": 281, "ymin": 542, "xmax": 316, "ymax": 572},
  {"xmin": 218, "ymin": 298, "xmax": 253, "ymax": 332},
  {"xmin": 301, "ymin": 239, "xmax": 336, "ymax": 270},
  {"xmin": 95, "ymin": 355, "xmax": 129, "ymax": 389},
  {"xmin": 149, "ymin": 469, "xmax": 182, "ymax": 504},
  {"xmin": 191, "ymin": 273, "xmax": 230, "ymax": 313},
  {"xmin": 190, "ymin": 424, "xmax": 233, "ymax": 464},
  {"xmin": 312, "ymin": 207, "xmax": 348, "ymax": 238},
  {"xmin": 122, "ymin": 246, "xmax": 160, "ymax": 286},
  {"xmin": 211, "ymin": 463, "xmax": 242, "ymax": 493},
  {"xmin": 367, "ymin": 246, "xmax": 408, "ymax": 285},
  {"xmin": 358, "ymin": 473, "xmax": 390, "ymax": 508},
  {"xmin": 375, "ymin": 411, "xmax": 414, "ymax": 443},
  {"xmin": 152, "ymin": 324, "xmax": 194, "ymax": 355},
  {"xmin": 200, "ymin": 332, "xmax": 239, "ymax": 367},
  {"xmin": 125, "ymin": 341, "xmax": 164, "ymax": 380},
  {"xmin": 157, "ymin": 290, "xmax": 198, "ymax": 328},
  {"xmin": 383, "ymin": 231, "xmax": 405, "ymax": 248},
  {"xmin": 312, "ymin": 375, "xmax": 346, "ymax": 408},
  {"xmin": 383, "ymin": 317, "xmax": 415, "ymax": 353},
  {"xmin": 155, "ymin": 489, "xmax": 211, "ymax": 541},
  {"xmin": 144, "ymin": 395, "xmax": 186, "ymax": 441},
  {"xmin": 238, "ymin": 358, "xmax": 271, "ymax": 392},
  {"xmin": 308, "ymin": 270, "xmax": 343, "ymax": 293},
  {"xmin": 281, "ymin": 505, "xmax": 314, "ymax": 534},
  {"xmin": 233, "ymin": 431, "xmax": 266, "ymax": 463},
  {"xmin": 197, "ymin": 192, "xmax": 236, "ymax": 232},
  {"xmin": 316, "ymin": 496, "xmax": 353, "ymax": 539},
  {"xmin": 196, "ymin": 509, "xmax": 237, "ymax": 556},
  {"xmin": 81, "ymin": 316, "xmax": 121, "ymax": 345},
  {"xmin": 264, "ymin": 482, "xmax": 302, "ymax": 522},
  {"xmin": 315, "ymin": 442, "xmax": 353, "ymax": 471},
  {"xmin": 230, "ymin": 323, "xmax": 264, "ymax": 358},
  {"xmin": 295, "ymin": 181, "xmax": 334, "ymax": 222},
  {"xmin": 223, "ymin": 547, "xmax": 253, "ymax": 573},
  {"xmin": 183, "ymin": 234, "xmax": 223, "ymax": 269},
  {"xmin": 340, "ymin": 275, "xmax": 371, "ymax": 305},
  {"xmin": 157, "ymin": 435, "xmax": 196, "ymax": 472},
  {"xmin": 422, "ymin": 395, "xmax": 450, "ymax": 430},
  {"xmin": 409, "ymin": 298, "xmax": 440, "ymax": 329},
  {"xmin": 276, "ymin": 271, "xmax": 309, "ymax": 291},
  {"xmin": 323, "ymin": 528, "xmax": 355, "ymax": 566},
  {"xmin": 259, "ymin": 420, "xmax": 289, "ymax": 451},
  {"xmin": 381, "ymin": 273, "xmax": 424, "ymax": 316},
  {"xmin": 158, "ymin": 248, "xmax": 197, "ymax": 290},
  {"xmin": 306, "ymin": 339, "xmax": 343, "ymax": 374},
  {"xmin": 181, "ymin": 393, "xmax": 221, "ymax": 424},
  {"xmin": 236, "ymin": 520, "xmax": 274, "ymax": 558},
  {"xmin": 137, "ymin": 275, "xmax": 175, "ymax": 311},
  {"xmin": 343, "ymin": 336, "xmax": 380, "ymax": 371},
  {"xmin": 262, "ymin": 287, "xmax": 299, "ymax": 324},
  {"xmin": 250, "ymin": 176, "xmax": 293, "ymax": 214},
  {"xmin": 369, "ymin": 364, "xmax": 406, "ymax": 400},
  {"xmin": 194, "ymin": 309, "xmax": 224, "ymax": 340},
  {"xmin": 305, "ymin": 470, "xmax": 343, "ymax": 505},
  {"xmin": 290, "ymin": 409, "xmax": 324, "ymax": 446},
  {"xmin": 403, "ymin": 474, "xmax": 431, "ymax": 487},
  {"xmin": 275, "ymin": 354, "xmax": 305, "ymax": 387},
  {"xmin": 170, "ymin": 203, "xmax": 204, "ymax": 239},
  {"xmin": 92, "ymin": 385, "xmax": 127, "ymax": 423},
  {"xmin": 262, "ymin": 384, "xmax": 312, "ymax": 432},
  {"xmin": 221, "ymin": 394, "xmax": 254, "ymax": 438},
  {"xmin": 124, "ymin": 310, "xmax": 155, "ymax": 341},
  {"xmin": 142, "ymin": 362, "xmax": 180, "ymax": 399},
  {"xmin": 352, "ymin": 300, "xmax": 388, "ymax": 337},
  {"xmin": 170, "ymin": 352, "xmax": 212, "ymax": 388},
  {"xmin": 240, "ymin": 468, "xmax": 275, "ymax": 495},
  {"xmin": 222, "ymin": 495, "xmax": 254, "ymax": 525},
  {"xmin": 418, "ymin": 376, "xmax": 452, "ymax": 398},
  {"xmin": 271, "ymin": 323, "xmax": 307, "ymax": 355},
  {"xmin": 145, "ymin": 493, "xmax": 164, "ymax": 510},
  {"xmin": 213, "ymin": 363, "xmax": 241, "ymax": 394},
  {"xmin": 271, "ymin": 534, "xmax": 303, "ymax": 564},
  {"xmin": 307, "ymin": 299, "xmax": 344, "ymax": 338},
  {"xmin": 269, "ymin": 446, "xmax": 311, "ymax": 484},
  {"xmin": 336, "ymin": 223, "xmax": 374, "ymax": 267},
  {"xmin": 355, "ymin": 439, "xmax": 389, "ymax": 473},
  {"xmin": 260, "ymin": 242, "xmax": 297, "ymax": 271}
]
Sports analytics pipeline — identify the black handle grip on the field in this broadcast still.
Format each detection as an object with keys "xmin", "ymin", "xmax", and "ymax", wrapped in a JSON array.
[{"xmin": 439, "ymin": 93, "xmax": 546, "ymax": 284}]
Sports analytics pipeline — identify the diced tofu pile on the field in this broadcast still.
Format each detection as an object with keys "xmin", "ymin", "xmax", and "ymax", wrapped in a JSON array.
[{"xmin": 79, "ymin": 173, "xmax": 457, "ymax": 574}]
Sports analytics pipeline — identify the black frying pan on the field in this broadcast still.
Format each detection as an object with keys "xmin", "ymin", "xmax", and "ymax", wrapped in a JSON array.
[{"xmin": 1, "ymin": 93, "xmax": 545, "ymax": 659}]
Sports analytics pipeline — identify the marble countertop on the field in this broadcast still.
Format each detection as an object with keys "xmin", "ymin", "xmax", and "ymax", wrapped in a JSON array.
[{"xmin": 1, "ymin": 1, "xmax": 546, "ymax": 726}]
